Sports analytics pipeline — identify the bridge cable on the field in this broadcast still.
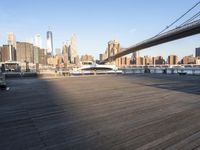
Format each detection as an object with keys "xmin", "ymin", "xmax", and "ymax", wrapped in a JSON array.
[
  {"xmin": 179, "ymin": 11, "xmax": 200, "ymax": 26},
  {"xmin": 156, "ymin": 0, "xmax": 200, "ymax": 36}
]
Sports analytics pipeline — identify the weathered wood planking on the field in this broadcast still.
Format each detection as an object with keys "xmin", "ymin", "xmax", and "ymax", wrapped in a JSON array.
[{"xmin": 0, "ymin": 74, "xmax": 200, "ymax": 150}]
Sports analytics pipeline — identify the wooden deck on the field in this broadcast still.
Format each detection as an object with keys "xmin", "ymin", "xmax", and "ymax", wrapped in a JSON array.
[{"xmin": 0, "ymin": 74, "xmax": 200, "ymax": 150}]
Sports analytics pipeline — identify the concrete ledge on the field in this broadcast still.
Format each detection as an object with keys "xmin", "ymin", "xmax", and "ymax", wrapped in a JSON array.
[{"xmin": 4, "ymin": 72, "xmax": 37, "ymax": 78}]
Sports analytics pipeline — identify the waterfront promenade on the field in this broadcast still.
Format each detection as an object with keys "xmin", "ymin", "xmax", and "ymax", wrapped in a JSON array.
[{"xmin": 0, "ymin": 74, "xmax": 200, "ymax": 150}]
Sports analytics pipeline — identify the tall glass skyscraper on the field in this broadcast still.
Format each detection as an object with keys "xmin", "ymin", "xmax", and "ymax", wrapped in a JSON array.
[{"xmin": 46, "ymin": 31, "xmax": 53, "ymax": 55}]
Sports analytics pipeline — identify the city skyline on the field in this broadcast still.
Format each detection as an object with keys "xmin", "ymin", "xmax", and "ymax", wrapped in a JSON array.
[{"xmin": 0, "ymin": 0, "xmax": 200, "ymax": 59}]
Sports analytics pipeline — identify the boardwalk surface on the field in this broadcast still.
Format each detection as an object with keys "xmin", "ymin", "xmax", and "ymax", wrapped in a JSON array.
[{"xmin": 0, "ymin": 74, "xmax": 200, "ymax": 150}]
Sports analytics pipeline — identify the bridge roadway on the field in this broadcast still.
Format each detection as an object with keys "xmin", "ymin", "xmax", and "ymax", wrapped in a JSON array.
[
  {"xmin": 103, "ymin": 20, "xmax": 200, "ymax": 62},
  {"xmin": 0, "ymin": 74, "xmax": 200, "ymax": 149}
]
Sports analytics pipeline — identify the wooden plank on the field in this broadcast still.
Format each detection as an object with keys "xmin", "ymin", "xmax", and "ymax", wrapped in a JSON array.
[{"xmin": 0, "ymin": 74, "xmax": 199, "ymax": 149}]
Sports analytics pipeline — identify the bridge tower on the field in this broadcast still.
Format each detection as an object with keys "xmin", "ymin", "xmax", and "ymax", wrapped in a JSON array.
[{"xmin": 107, "ymin": 40, "xmax": 121, "ymax": 66}]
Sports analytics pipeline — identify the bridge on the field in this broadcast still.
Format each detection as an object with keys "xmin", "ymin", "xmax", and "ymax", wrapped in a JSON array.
[{"xmin": 103, "ymin": 20, "xmax": 200, "ymax": 63}]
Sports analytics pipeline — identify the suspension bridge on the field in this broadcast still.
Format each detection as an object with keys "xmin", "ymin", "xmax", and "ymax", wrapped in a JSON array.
[{"xmin": 103, "ymin": 1, "xmax": 200, "ymax": 63}]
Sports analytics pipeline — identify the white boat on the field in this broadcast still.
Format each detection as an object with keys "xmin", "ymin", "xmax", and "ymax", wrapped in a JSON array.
[{"xmin": 71, "ymin": 61, "xmax": 122, "ymax": 75}]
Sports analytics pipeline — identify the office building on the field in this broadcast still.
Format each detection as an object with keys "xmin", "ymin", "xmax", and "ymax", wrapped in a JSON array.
[
  {"xmin": 32, "ymin": 46, "xmax": 46, "ymax": 65},
  {"xmin": 182, "ymin": 55, "xmax": 196, "ymax": 64},
  {"xmin": 47, "ymin": 31, "xmax": 53, "ymax": 55},
  {"xmin": 74, "ymin": 56, "xmax": 80, "ymax": 65},
  {"xmin": 195, "ymin": 47, "xmax": 200, "ymax": 57},
  {"xmin": 120, "ymin": 57, "xmax": 131, "ymax": 66},
  {"xmin": 34, "ymin": 34, "xmax": 42, "ymax": 48},
  {"xmin": 69, "ymin": 34, "xmax": 78, "ymax": 63},
  {"xmin": 152, "ymin": 56, "xmax": 165, "ymax": 65},
  {"xmin": 7, "ymin": 32, "xmax": 17, "ymax": 61},
  {"xmin": 99, "ymin": 54, "xmax": 104, "ymax": 61},
  {"xmin": 62, "ymin": 34, "xmax": 78, "ymax": 64},
  {"xmin": 47, "ymin": 55, "xmax": 63, "ymax": 67},
  {"xmin": 132, "ymin": 51, "xmax": 142, "ymax": 65},
  {"xmin": 168, "ymin": 55, "xmax": 178, "ymax": 65},
  {"xmin": 196, "ymin": 58, "xmax": 200, "ymax": 64},
  {"xmin": 1, "ymin": 45, "xmax": 9, "ymax": 62},
  {"xmin": 1, "ymin": 45, "xmax": 16, "ymax": 62},
  {"xmin": 81, "ymin": 54, "xmax": 94, "ymax": 62},
  {"xmin": 33, "ymin": 46, "xmax": 40, "ymax": 64},
  {"xmin": 104, "ymin": 49, "xmax": 108, "ymax": 59},
  {"xmin": 16, "ymin": 42, "xmax": 34, "ymax": 63},
  {"xmin": 62, "ymin": 42, "xmax": 69, "ymax": 66},
  {"xmin": 7, "ymin": 32, "xmax": 16, "ymax": 48},
  {"xmin": 143, "ymin": 56, "xmax": 153, "ymax": 65},
  {"xmin": 39, "ymin": 48, "xmax": 46, "ymax": 65}
]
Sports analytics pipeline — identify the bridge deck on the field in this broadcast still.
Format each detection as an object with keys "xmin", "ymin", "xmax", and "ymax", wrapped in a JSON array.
[
  {"xmin": 0, "ymin": 74, "xmax": 200, "ymax": 150},
  {"xmin": 103, "ymin": 20, "xmax": 200, "ymax": 62}
]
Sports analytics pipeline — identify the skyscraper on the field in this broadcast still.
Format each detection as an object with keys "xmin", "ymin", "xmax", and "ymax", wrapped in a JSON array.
[
  {"xmin": 7, "ymin": 32, "xmax": 16, "ymax": 61},
  {"xmin": 132, "ymin": 51, "xmax": 141, "ymax": 65},
  {"xmin": 7, "ymin": 32, "xmax": 16, "ymax": 48},
  {"xmin": 61, "ymin": 34, "xmax": 78, "ymax": 64},
  {"xmin": 46, "ymin": 31, "xmax": 53, "ymax": 55},
  {"xmin": 62, "ymin": 42, "xmax": 69, "ymax": 66},
  {"xmin": 34, "ymin": 34, "xmax": 42, "ymax": 48},
  {"xmin": 195, "ymin": 47, "xmax": 200, "ymax": 57},
  {"xmin": 69, "ymin": 34, "xmax": 78, "ymax": 63},
  {"xmin": 99, "ymin": 54, "xmax": 104, "ymax": 61}
]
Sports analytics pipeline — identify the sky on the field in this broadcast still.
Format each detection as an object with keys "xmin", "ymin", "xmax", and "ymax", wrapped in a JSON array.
[{"xmin": 0, "ymin": 0, "xmax": 200, "ymax": 59}]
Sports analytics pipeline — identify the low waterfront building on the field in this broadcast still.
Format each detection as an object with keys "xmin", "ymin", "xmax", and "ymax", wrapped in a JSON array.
[
  {"xmin": 196, "ymin": 57, "xmax": 200, "ymax": 64},
  {"xmin": 143, "ymin": 56, "xmax": 153, "ymax": 65},
  {"xmin": 81, "ymin": 54, "xmax": 94, "ymax": 62},
  {"xmin": 120, "ymin": 56, "xmax": 131, "ymax": 67},
  {"xmin": 182, "ymin": 55, "xmax": 196, "ymax": 64},
  {"xmin": 152, "ymin": 56, "xmax": 165, "ymax": 65},
  {"xmin": 47, "ymin": 55, "xmax": 63, "ymax": 67}
]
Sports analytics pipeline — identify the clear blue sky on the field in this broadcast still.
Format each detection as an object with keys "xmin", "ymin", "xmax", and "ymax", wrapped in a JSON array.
[{"xmin": 0, "ymin": 0, "xmax": 200, "ymax": 59}]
